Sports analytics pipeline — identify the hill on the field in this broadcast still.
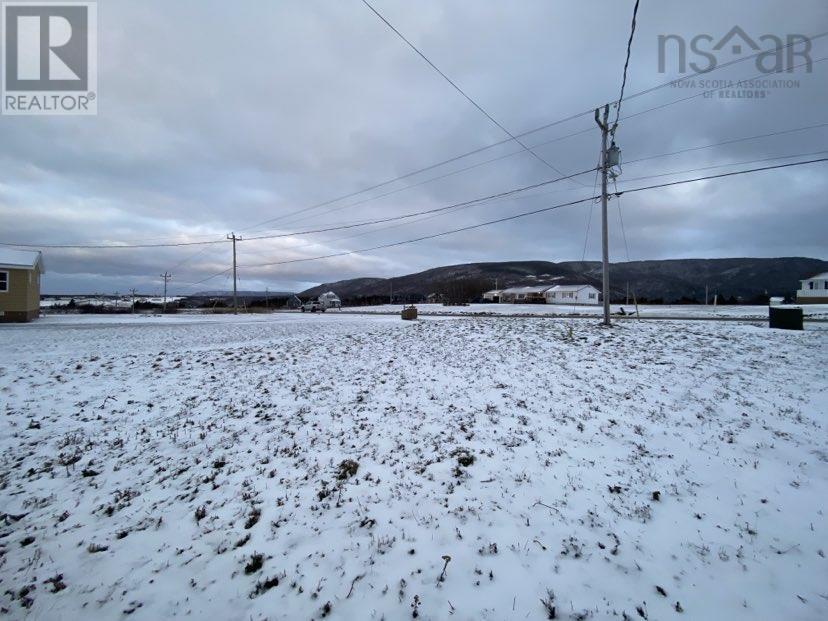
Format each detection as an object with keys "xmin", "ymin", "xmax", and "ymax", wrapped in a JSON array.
[{"xmin": 299, "ymin": 257, "xmax": 827, "ymax": 304}]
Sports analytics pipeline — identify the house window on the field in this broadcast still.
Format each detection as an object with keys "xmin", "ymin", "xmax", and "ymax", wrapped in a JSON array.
[
  {"xmin": 0, "ymin": 271, "xmax": 7, "ymax": 292},
  {"xmin": 588, "ymin": 293, "xmax": 596, "ymax": 299},
  {"xmin": 809, "ymin": 281, "xmax": 814, "ymax": 289}
]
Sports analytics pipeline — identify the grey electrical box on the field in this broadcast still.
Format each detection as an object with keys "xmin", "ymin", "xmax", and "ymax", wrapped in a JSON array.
[{"xmin": 607, "ymin": 144, "xmax": 621, "ymax": 167}]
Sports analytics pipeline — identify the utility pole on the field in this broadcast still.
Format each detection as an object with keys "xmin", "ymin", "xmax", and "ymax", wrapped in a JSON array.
[
  {"xmin": 130, "ymin": 287, "xmax": 137, "ymax": 314},
  {"xmin": 594, "ymin": 103, "xmax": 611, "ymax": 326},
  {"xmin": 227, "ymin": 233, "xmax": 242, "ymax": 314},
  {"xmin": 389, "ymin": 280, "xmax": 393, "ymax": 305},
  {"xmin": 160, "ymin": 272, "xmax": 171, "ymax": 313},
  {"xmin": 265, "ymin": 287, "xmax": 269, "ymax": 311}
]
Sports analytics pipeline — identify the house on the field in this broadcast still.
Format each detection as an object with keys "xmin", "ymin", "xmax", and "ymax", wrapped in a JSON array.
[
  {"xmin": 0, "ymin": 249, "xmax": 44, "ymax": 322},
  {"xmin": 545, "ymin": 284, "xmax": 600, "ymax": 305},
  {"xmin": 482, "ymin": 289, "xmax": 502, "ymax": 302},
  {"xmin": 796, "ymin": 272, "xmax": 828, "ymax": 304},
  {"xmin": 318, "ymin": 291, "xmax": 341, "ymax": 309},
  {"xmin": 499, "ymin": 286, "xmax": 550, "ymax": 304}
]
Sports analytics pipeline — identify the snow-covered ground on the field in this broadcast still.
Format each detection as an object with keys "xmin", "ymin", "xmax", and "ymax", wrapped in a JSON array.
[
  {"xmin": 342, "ymin": 303, "xmax": 828, "ymax": 320},
  {"xmin": 40, "ymin": 296, "xmax": 184, "ymax": 308},
  {"xmin": 1, "ymin": 314, "xmax": 826, "ymax": 620}
]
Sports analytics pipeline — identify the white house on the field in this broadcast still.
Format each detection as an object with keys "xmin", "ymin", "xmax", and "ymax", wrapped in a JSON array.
[
  {"xmin": 796, "ymin": 272, "xmax": 828, "ymax": 304},
  {"xmin": 482, "ymin": 289, "xmax": 502, "ymax": 302},
  {"xmin": 318, "ymin": 291, "xmax": 342, "ymax": 309},
  {"xmin": 545, "ymin": 284, "xmax": 600, "ymax": 305},
  {"xmin": 499, "ymin": 286, "xmax": 549, "ymax": 303}
]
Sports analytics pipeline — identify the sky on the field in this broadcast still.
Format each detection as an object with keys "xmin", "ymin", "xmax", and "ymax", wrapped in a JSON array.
[{"xmin": 1, "ymin": 0, "xmax": 827, "ymax": 295}]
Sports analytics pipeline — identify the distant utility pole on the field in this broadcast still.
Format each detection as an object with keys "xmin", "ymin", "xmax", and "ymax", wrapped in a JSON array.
[
  {"xmin": 265, "ymin": 287, "xmax": 269, "ymax": 311},
  {"xmin": 130, "ymin": 287, "xmax": 137, "ymax": 313},
  {"xmin": 594, "ymin": 103, "xmax": 612, "ymax": 326},
  {"xmin": 389, "ymin": 280, "xmax": 393, "ymax": 305},
  {"xmin": 227, "ymin": 232, "xmax": 242, "ymax": 314},
  {"xmin": 160, "ymin": 272, "xmax": 171, "ymax": 313}
]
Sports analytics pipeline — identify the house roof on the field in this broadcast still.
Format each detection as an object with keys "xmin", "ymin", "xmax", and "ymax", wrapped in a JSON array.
[
  {"xmin": 803, "ymin": 272, "xmax": 828, "ymax": 280},
  {"xmin": 501, "ymin": 285, "xmax": 555, "ymax": 294},
  {"xmin": 548, "ymin": 284, "xmax": 598, "ymax": 293},
  {"xmin": 0, "ymin": 248, "xmax": 44, "ymax": 272}
]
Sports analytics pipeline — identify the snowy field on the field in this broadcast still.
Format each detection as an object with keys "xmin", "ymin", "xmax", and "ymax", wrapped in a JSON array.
[
  {"xmin": 40, "ymin": 296, "xmax": 184, "ymax": 309},
  {"xmin": 342, "ymin": 303, "xmax": 828, "ymax": 320},
  {"xmin": 1, "ymin": 314, "xmax": 826, "ymax": 620}
]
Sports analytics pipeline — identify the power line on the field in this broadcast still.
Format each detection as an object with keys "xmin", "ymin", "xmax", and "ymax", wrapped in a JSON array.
[
  {"xmin": 244, "ymin": 149, "xmax": 828, "ymax": 261},
  {"xmin": 4, "ymin": 47, "xmax": 824, "ymax": 254},
  {"xmin": 242, "ymin": 167, "xmax": 596, "ymax": 241},
  {"xmin": 5, "ymin": 104, "xmax": 824, "ymax": 253},
  {"xmin": 360, "ymin": 0, "xmax": 574, "ymax": 183},
  {"xmin": 170, "ymin": 154, "xmax": 826, "ymax": 289},
  {"xmin": 613, "ymin": 177, "xmax": 632, "ymax": 263},
  {"xmin": 6, "ymin": 112, "xmax": 825, "ymax": 253},
  {"xmin": 618, "ymin": 157, "xmax": 828, "ymax": 196},
  {"xmin": 238, "ymin": 30, "xmax": 827, "ymax": 233},
  {"xmin": 612, "ymin": 0, "xmax": 641, "ymax": 132},
  {"xmin": 246, "ymin": 54, "xmax": 828, "ymax": 234},
  {"xmin": 623, "ymin": 122, "xmax": 828, "ymax": 167},
  {"xmin": 581, "ymin": 152, "xmax": 603, "ymax": 262},
  {"xmin": 0, "ymin": 167, "xmax": 594, "ymax": 250},
  {"xmin": 238, "ymin": 157, "xmax": 827, "ymax": 270},
  {"xmin": 174, "ymin": 267, "xmax": 233, "ymax": 290},
  {"xmin": 0, "ymin": 237, "xmax": 229, "ymax": 250}
]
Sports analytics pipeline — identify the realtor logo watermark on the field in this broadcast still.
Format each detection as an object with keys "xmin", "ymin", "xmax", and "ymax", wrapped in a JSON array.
[
  {"xmin": 2, "ymin": 1, "xmax": 97, "ymax": 115},
  {"xmin": 658, "ymin": 26, "xmax": 812, "ymax": 100}
]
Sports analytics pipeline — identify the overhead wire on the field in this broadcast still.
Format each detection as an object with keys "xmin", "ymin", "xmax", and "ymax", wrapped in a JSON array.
[
  {"xmin": 612, "ymin": 0, "xmax": 641, "ymax": 133},
  {"xmin": 359, "ymin": 0, "xmax": 576, "ymax": 184},
  {"xmin": 238, "ymin": 29, "xmax": 827, "ymax": 234},
  {"xmin": 235, "ymin": 158, "xmax": 827, "ymax": 270},
  {"xmin": 247, "ymin": 55, "xmax": 828, "ymax": 233}
]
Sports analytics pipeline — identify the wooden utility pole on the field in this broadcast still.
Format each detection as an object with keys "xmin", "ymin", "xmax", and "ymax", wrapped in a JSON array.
[
  {"xmin": 160, "ymin": 272, "xmax": 171, "ymax": 313},
  {"xmin": 227, "ymin": 233, "xmax": 242, "ymax": 314},
  {"xmin": 130, "ymin": 288, "xmax": 137, "ymax": 313},
  {"xmin": 594, "ymin": 104, "xmax": 611, "ymax": 326}
]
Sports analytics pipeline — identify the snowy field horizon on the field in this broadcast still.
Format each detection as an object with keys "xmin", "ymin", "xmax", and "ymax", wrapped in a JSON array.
[{"xmin": 1, "ymin": 313, "xmax": 826, "ymax": 619}]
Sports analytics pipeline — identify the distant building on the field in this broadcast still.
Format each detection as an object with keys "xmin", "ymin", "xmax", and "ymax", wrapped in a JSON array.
[
  {"xmin": 796, "ymin": 272, "xmax": 828, "ymax": 304},
  {"xmin": 482, "ymin": 289, "xmax": 502, "ymax": 302},
  {"xmin": 496, "ymin": 283, "xmax": 600, "ymax": 305},
  {"xmin": 0, "ymin": 249, "xmax": 44, "ymax": 322},
  {"xmin": 499, "ymin": 286, "xmax": 550, "ymax": 304},
  {"xmin": 545, "ymin": 284, "xmax": 600, "ymax": 305},
  {"xmin": 318, "ymin": 291, "xmax": 341, "ymax": 309}
]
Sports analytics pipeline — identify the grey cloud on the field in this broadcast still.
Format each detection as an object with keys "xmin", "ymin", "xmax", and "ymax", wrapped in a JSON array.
[{"xmin": 1, "ymin": 0, "xmax": 826, "ymax": 294}]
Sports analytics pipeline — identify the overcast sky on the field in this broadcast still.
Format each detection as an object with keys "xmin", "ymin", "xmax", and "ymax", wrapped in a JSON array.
[{"xmin": 1, "ymin": 0, "xmax": 826, "ymax": 295}]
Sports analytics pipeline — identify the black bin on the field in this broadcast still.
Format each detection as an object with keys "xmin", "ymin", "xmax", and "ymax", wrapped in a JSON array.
[{"xmin": 769, "ymin": 307, "xmax": 803, "ymax": 330}]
